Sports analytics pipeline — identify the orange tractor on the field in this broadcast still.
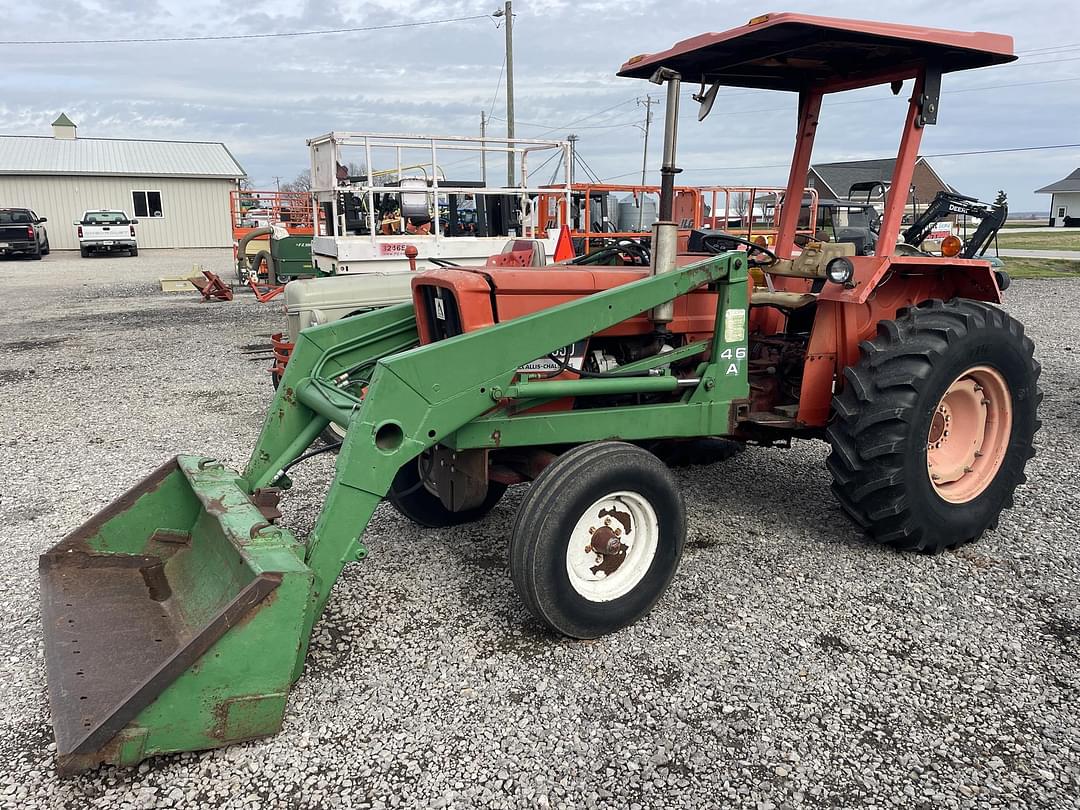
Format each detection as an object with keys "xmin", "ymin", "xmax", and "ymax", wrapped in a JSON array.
[{"xmin": 407, "ymin": 12, "xmax": 1039, "ymax": 552}]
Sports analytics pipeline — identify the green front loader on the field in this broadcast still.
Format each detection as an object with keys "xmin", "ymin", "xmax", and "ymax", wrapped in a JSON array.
[{"xmin": 41, "ymin": 252, "xmax": 750, "ymax": 773}]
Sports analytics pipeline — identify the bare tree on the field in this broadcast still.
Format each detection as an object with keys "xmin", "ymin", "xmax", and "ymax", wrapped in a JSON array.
[
  {"xmin": 280, "ymin": 170, "xmax": 311, "ymax": 193},
  {"xmin": 732, "ymin": 191, "xmax": 750, "ymax": 217}
]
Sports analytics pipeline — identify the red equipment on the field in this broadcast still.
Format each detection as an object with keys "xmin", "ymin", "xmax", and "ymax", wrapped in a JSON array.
[
  {"xmin": 190, "ymin": 270, "xmax": 234, "ymax": 302},
  {"xmin": 403, "ymin": 12, "xmax": 1036, "ymax": 554},
  {"xmin": 247, "ymin": 278, "xmax": 285, "ymax": 303}
]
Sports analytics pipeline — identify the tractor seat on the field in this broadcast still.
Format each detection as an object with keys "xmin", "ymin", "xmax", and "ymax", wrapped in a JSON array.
[{"xmin": 750, "ymin": 290, "xmax": 817, "ymax": 309}]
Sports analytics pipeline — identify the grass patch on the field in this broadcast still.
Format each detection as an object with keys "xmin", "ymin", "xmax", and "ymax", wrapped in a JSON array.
[
  {"xmin": 1000, "ymin": 221, "xmax": 1047, "ymax": 229},
  {"xmin": 995, "ymin": 230, "xmax": 1080, "ymax": 250},
  {"xmin": 1002, "ymin": 257, "xmax": 1080, "ymax": 279}
]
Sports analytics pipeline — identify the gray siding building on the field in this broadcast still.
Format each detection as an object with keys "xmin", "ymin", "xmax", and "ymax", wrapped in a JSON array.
[
  {"xmin": 1035, "ymin": 168, "xmax": 1080, "ymax": 227},
  {"xmin": 0, "ymin": 114, "xmax": 245, "ymax": 251}
]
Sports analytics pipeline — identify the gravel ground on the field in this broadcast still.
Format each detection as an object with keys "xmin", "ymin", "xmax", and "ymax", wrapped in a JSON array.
[{"xmin": 0, "ymin": 249, "xmax": 1077, "ymax": 809}]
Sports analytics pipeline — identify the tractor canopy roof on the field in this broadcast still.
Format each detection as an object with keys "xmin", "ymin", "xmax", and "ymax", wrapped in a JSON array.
[{"xmin": 618, "ymin": 12, "xmax": 1015, "ymax": 92}]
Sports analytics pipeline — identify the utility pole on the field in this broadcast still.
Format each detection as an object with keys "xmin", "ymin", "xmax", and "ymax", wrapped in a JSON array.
[
  {"xmin": 637, "ymin": 95, "xmax": 656, "ymax": 229},
  {"xmin": 272, "ymin": 176, "xmax": 281, "ymax": 192},
  {"xmin": 480, "ymin": 111, "xmax": 488, "ymax": 185},
  {"xmin": 567, "ymin": 134, "xmax": 578, "ymax": 186},
  {"xmin": 493, "ymin": 2, "xmax": 515, "ymax": 187}
]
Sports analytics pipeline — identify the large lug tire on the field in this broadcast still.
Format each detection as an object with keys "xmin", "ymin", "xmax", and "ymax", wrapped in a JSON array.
[
  {"xmin": 827, "ymin": 298, "xmax": 1041, "ymax": 553},
  {"xmin": 509, "ymin": 441, "xmax": 685, "ymax": 638},
  {"xmin": 387, "ymin": 452, "xmax": 506, "ymax": 528}
]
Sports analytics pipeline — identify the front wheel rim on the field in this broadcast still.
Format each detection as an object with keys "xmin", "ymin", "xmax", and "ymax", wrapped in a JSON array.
[
  {"xmin": 926, "ymin": 365, "xmax": 1012, "ymax": 504},
  {"xmin": 565, "ymin": 491, "xmax": 659, "ymax": 602}
]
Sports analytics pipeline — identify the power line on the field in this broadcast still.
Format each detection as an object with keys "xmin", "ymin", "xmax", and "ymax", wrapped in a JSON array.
[
  {"xmin": 923, "ymin": 143, "xmax": 1080, "ymax": 159},
  {"xmin": 0, "ymin": 13, "xmax": 491, "ymax": 45},
  {"xmin": 674, "ymin": 74, "xmax": 1080, "ymax": 121},
  {"xmin": 487, "ymin": 53, "xmax": 507, "ymax": 117},
  {"xmin": 1017, "ymin": 42, "xmax": 1080, "ymax": 55},
  {"xmin": 528, "ymin": 97, "xmax": 640, "ymax": 139},
  {"xmin": 490, "ymin": 113, "xmax": 640, "ymax": 131},
  {"xmin": 601, "ymin": 142, "xmax": 1080, "ymax": 182},
  {"xmin": 575, "ymin": 149, "xmax": 603, "ymax": 184}
]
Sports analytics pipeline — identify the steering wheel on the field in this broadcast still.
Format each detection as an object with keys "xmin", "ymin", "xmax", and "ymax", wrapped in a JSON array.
[{"xmin": 700, "ymin": 233, "xmax": 779, "ymax": 266}]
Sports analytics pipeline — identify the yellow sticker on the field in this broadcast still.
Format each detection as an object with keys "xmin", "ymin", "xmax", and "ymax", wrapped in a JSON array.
[{"xmin": 723, "ymin": 309, "xmax": 746, "ymax": 343}]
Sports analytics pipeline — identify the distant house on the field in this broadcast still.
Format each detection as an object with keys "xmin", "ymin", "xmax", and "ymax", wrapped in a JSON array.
[
  {"xmin": 0, "ymin": 113, "xmax": 245, "ymax": 251},
  {"xmin": 807, "ymin": 157, "xmax": 954, "ymax": 205},
  {"xmin": 1035, "ymin": 169, "xmax": 1080, "ymax": 227}
]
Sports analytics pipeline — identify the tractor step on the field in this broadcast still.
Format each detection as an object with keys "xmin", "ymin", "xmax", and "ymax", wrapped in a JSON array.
[{"xmin": 740, "ymin": 410, "xmax": 802, "ymax": 429}]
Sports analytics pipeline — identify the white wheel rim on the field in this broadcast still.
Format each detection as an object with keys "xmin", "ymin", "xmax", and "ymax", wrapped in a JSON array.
[{"xmin": 565, "ymin": 491, "xmax": 659, "ymax": 602}]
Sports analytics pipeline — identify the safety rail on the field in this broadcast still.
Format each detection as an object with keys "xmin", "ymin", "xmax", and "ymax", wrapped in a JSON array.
[
  {"xmin": 230, "ymin": 190, "xmax": 315, "ymax": 240},
  {"xmin": 309, "ymin": 132, "xmax": 571, "ymax": 242}
]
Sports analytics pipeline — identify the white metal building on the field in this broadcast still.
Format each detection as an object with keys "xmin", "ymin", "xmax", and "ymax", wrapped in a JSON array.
[
  {"xmin": 1035, "ymin": 168, "xmax": 1080, "ymax": 228},
  {"xmin": 0, "ymin": 114, "xmax": 245, "ymax": 250}
]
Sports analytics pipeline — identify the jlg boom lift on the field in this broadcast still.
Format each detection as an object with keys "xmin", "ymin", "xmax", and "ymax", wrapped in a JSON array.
[{"xmin": 41, "ymin": 13, "xmax": 1040, "ymax": 773}]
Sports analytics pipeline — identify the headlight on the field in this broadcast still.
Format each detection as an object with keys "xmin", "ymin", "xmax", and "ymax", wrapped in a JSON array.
[{"xmin": 825, "ymin": 256, "xmax": 855, "ymax": 286}]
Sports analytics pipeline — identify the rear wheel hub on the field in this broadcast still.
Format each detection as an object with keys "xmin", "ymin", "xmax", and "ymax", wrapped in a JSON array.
[{"xmin": 926, "ymin": 365, "xmax": 1012, "ymax": 504}]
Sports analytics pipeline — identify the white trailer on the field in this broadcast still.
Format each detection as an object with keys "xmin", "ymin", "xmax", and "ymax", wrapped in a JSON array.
[{"xmin": 308, "ymin": 132, "xmax": 571, "ymax": 274}]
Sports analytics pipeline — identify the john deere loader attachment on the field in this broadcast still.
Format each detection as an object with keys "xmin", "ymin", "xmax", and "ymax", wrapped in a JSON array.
[{"xmin": 41, "ymin": 253, "xmax": 746, "ymax": 773}]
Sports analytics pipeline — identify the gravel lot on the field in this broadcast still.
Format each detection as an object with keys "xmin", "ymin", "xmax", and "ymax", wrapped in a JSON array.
[{"xmin": 0, "ymin": 249, "xmax": 1077, "ymax": 809}]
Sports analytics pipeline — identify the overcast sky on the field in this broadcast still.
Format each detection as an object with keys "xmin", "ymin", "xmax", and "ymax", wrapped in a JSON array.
[{"xmin": 2, "ymin": 0, "xmax": 1078, "ymax": 211}]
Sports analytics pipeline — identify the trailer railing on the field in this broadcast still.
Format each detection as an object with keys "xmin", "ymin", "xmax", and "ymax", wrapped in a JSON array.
[{"xmin": 308, "ymin": 132, "xmax": 571, "ymax": 242}]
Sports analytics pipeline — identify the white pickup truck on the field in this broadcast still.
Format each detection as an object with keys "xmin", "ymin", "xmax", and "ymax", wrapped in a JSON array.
[{"xmin": 75, "ymin": 210, "xmax": 138, "ymax": 257}]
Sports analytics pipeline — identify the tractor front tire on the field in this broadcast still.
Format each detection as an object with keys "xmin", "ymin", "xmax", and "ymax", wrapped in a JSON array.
[
  {"xmin": 387, "ymin": 453, "xmax": 506, "ymax": 528},
  {"xmin": 509, "ymin": 442, "xmax": 685, "ymax": 638},
  {"xmin": 827, "ymin": 298, "xmax": 1040, "ymax": 553}
]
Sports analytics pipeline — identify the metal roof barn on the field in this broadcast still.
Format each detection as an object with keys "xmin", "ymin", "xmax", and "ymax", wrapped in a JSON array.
[{"xmin": 0, "ymin": 115, "xmax": 245, "ymax": 251}]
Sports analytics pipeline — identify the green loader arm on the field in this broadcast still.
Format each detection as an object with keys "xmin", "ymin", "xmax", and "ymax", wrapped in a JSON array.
[{"xmin": 39, "ymin": 252, "xmax": 746, "ymax": 773}]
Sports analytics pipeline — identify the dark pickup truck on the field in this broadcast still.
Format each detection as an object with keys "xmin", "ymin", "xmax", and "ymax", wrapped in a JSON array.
[{"xmin": 0, "ymin": 208, "xmax": 50, "ymax": 259}]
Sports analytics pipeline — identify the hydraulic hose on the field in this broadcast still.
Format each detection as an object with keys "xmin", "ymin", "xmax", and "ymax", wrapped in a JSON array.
[{"xmin": 236, "ymin": 226, "xmax": 273, "ymax": 279}]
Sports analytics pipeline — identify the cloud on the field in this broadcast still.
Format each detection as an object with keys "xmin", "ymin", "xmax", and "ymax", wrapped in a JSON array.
[{"xmin": 1, "ymin": 0, "xmax": 1077, "ymax": 210}]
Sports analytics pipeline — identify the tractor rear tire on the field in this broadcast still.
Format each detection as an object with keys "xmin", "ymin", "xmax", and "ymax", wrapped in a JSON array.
[
  {"xmin": 509, "ymin": 441, "xmax": 685, "ymax": 638},
  {"xmin": 387, "ymin": 452, "xmax": 506, "ymax": 528},
  {"xmin": 826, "ymin": 298, "xmax": 1040, "ymax": 553}
]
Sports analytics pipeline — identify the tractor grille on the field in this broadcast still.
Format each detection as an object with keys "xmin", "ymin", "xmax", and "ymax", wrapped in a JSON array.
[{"xmin": 418, "ymin": 285, "xmax": 464, "ymax": 342}]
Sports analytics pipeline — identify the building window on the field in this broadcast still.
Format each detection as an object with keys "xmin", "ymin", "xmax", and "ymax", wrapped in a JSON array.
[{"xmin": 132, "ymin": 190, "xmax": 164, "ymax": 218}]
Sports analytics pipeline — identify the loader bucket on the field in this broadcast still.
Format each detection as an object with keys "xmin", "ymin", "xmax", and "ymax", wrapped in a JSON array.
[{"xmin": 40, "ymin": 455, "xmax": 314, "ymax": 775}]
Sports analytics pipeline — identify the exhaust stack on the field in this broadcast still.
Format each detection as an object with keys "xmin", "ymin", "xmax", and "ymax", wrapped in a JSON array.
[{"xmin": 650, "ymin": 68, "xmax": 682, "ymax": 324}]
